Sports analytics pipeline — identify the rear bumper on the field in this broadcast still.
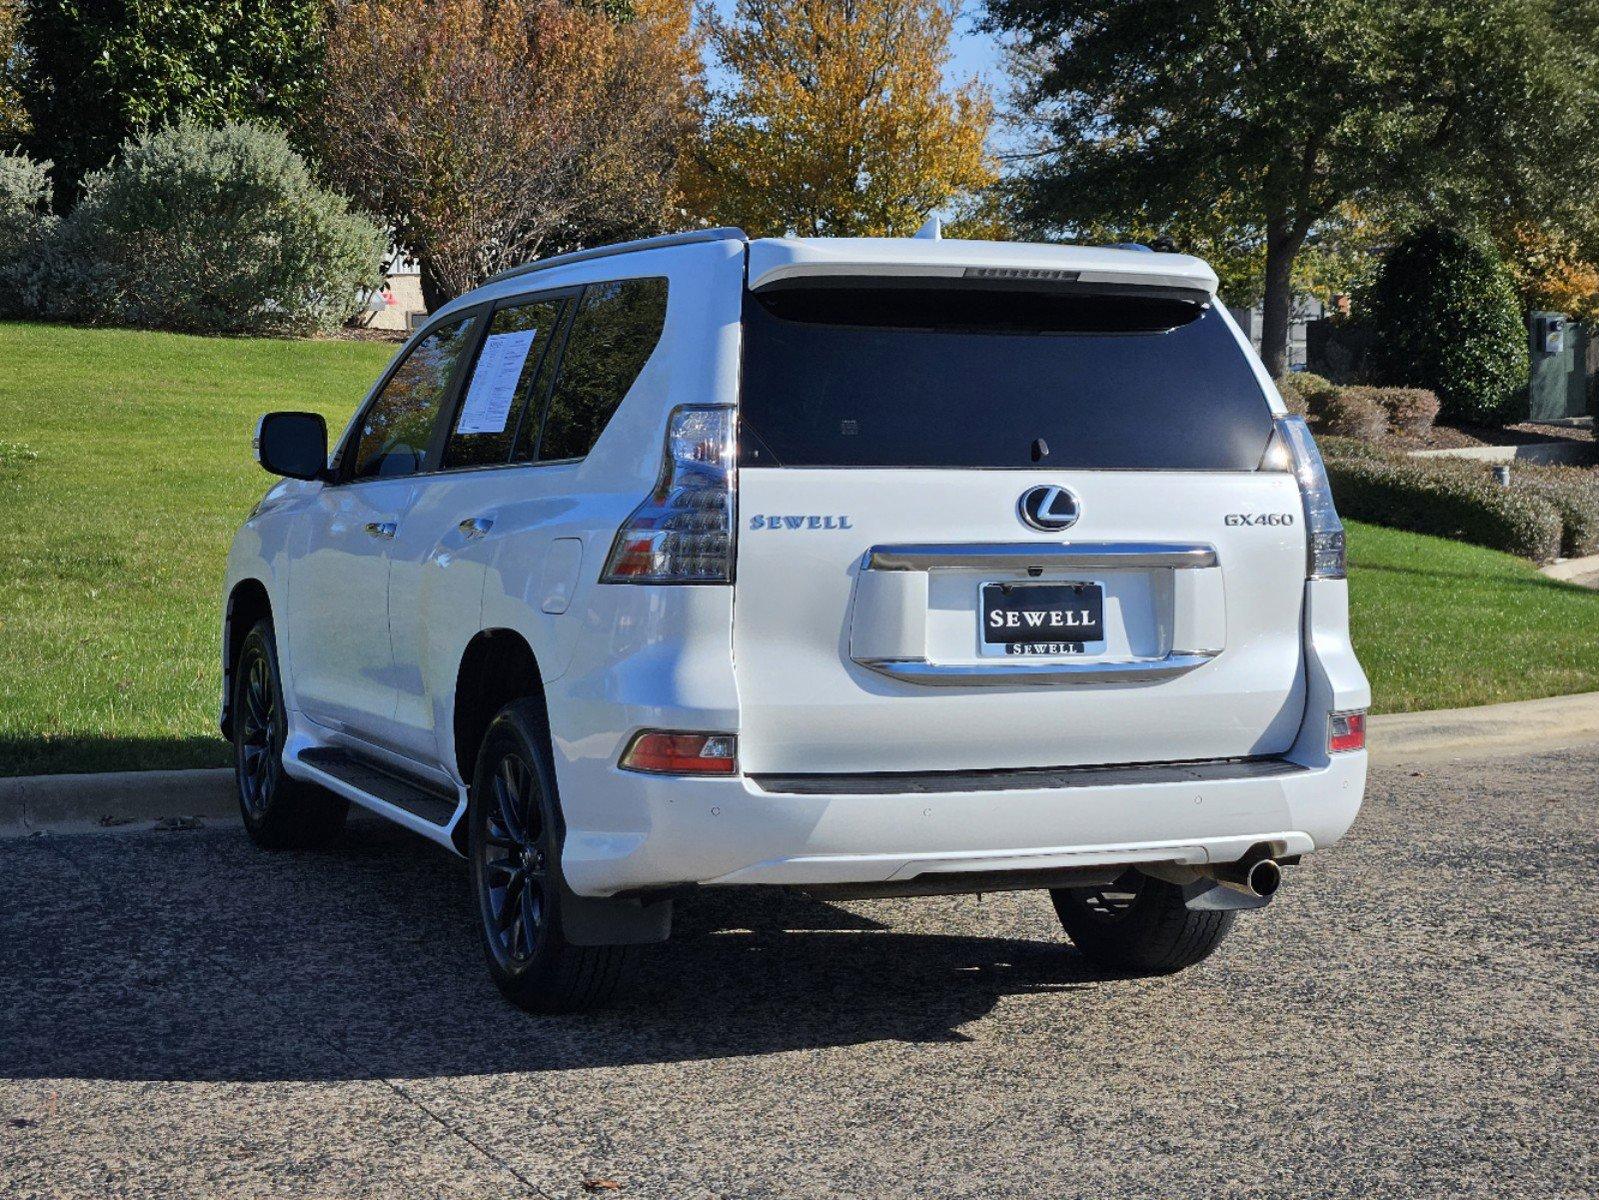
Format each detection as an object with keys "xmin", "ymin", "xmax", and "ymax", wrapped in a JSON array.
[{"xmin": 558, "ymin": 749, "xmax": 1366, "ymax": 896}]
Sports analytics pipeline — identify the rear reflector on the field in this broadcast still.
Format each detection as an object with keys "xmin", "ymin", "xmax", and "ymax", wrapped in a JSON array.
[
  {"xmin": 619, "ymin": 731, "xmax": 738, "ymax": 775},
  {"xmin": 1328, "ymin": 710, "xmax": 1366, "ymax": 753}
]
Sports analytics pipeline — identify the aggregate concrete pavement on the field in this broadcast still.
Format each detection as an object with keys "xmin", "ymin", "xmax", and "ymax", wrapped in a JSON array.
[{"xmin": 2, "ymin": 748, "xmax": 1596, "ymax": 1199}]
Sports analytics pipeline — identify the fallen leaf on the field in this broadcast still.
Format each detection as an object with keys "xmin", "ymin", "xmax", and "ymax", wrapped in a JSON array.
[{"xmin": 581, "ymin": 1181, "xmax": 621, "ymax": 1193}]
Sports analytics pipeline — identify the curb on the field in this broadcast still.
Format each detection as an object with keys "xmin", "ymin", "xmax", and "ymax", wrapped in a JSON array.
[
  {"xmin": 5, "ymin": 690, "xmax": 1599, "ymax": 833},
  {"xmin": 0, "ymin": 768, "xmax": 235, "ymax": 836},
  {"xmin": 1408, "ymin": 441, "xmax": 1594, "ymax": 467},
  {"xmin": 1368, "ymin": 689, "xmax": 1599, "ymax": 767}
]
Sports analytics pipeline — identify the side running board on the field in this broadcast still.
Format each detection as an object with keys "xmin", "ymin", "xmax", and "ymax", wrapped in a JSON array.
[{"xmin": 298, "ymin": 747, "xmax": 458, "ymax": 827}]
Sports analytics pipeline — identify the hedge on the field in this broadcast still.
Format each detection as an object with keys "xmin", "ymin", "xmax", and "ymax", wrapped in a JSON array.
[
  {"xmin": 1325, "ymin": 454, "xmax": 1563, "ymax": 562},
  {"xmin": 1354, "ymin": 386, "xmax": 1440, "ymax": 437},
  {"xmin": 1322, "ymin": 390, "xmax": 1387, "ymax": 439},
  {"xmin": 1291, "ymin": 371, "xmax": 1343, "ymax": 415},
  {"xmin": 1273, "ymin": 375, "xmax": 1309, "ymax": 416},
  {"xmin": 1510, "ymin": 465, "xmax": 1599, "ymax": 558}
]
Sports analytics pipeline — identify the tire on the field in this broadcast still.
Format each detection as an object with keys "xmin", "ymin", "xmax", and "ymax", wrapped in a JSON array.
[
  {"xmin": 467, "ymin": 698, "xmax": 636, "ymax": 1013},
  {"xmin": 232, "ymin": 618, "xmax": 348, "ymax": 849},
  {"xmin": 1051, "ymin": 869, "xmax": 1235, "ymax": 975}
]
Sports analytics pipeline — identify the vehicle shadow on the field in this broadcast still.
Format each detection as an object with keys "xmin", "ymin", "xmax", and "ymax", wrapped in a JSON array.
[
  {"xmin": 0, "ymin": 733, "xmax": 229, "ymax": 777},
  {"xmin": 1, "ymin": 816, "xmax": 1108, "ymax": 1084}
]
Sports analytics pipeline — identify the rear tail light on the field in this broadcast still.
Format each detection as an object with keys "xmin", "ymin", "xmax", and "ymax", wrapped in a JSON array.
[
  {"xmin": 1328, "ymin": 710, "xmax": 1366, "ymax": 753},
  {"xmin": 602, "ymin": 406, "xmax": 735, "ymax": 583},
  {"xmin": 619, "ymin": 731, "xmax": 738, "ymax": 775},
  {"xmin": 1268, "ymin": 415, "xmax": 1346, "ymax": 580}
]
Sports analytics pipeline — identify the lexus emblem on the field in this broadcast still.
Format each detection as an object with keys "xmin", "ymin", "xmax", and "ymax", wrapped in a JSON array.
[{"xmin": 1017, "ymin": 485, "xmax": 1080, "ymax": 532}]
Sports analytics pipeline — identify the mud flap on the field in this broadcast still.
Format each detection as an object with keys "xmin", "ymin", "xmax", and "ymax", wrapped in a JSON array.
[{"xmin": 560, "ymin": 886, "xmax": 673, "ymax": 945}]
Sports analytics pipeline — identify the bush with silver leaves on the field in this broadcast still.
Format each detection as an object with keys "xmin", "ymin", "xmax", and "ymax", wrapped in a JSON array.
[
  {"xmin": 0, "ymin": 152, "xmax": 61, "ymax": 316},
  {"xmin": 65, "ymin": 120, "xmax": 386, "ymax": 335}
]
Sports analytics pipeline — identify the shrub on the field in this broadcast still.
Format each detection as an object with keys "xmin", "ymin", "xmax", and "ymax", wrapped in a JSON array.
[
  {"xmin": 1325, "ymin": 455, "xmax": 1562, "ymax": 562},
  {"xmin": 3, "ymin": 212, "xmax": 110, "ymax": 321},
  {"xmin": 0, "ymin": 152, "xmax": 53, "ymax": 263},
  {"xmin": 1316, "ymin": 435, "xmax": 1393, "ymax": 463},
  {"xmin": 1362, "ymin": 225, "xmax": 1529, "ymax": 425},
  {"xmin": 1291, "ymin": 371, "xmax": 1344, "ymax": 415},
  {"xmin": 1509, "ymin": 464, "xmax": 1599, "ymax": 558},
  {"xmin": 68, "ymin": 119, "xmax": 386, "ymax": 335},
  {"xmin": 0, "ymin": 152, "xmax": 61, "ymax": 316},
  {"xmin": 1348, "ymin": 386, "xmax": 1441, "ymax": 437},
  {"xmin": 1321, "ymin": 390, "xmax": 1387, "ymax": 440},
  {"xmin": 1274, "ymin": 375, "xmax": 1309, "ymax": 416}
]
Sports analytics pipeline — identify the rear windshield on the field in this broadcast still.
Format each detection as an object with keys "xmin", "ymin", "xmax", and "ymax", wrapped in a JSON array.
[{"xmin": 738, "ymin": 285, "xmax": 1273, "ymax": 470}]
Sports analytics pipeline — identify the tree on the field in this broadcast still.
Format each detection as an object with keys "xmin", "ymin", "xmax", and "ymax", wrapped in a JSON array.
[
  {"xmin": 1498, "ymin": 222, "xmax": 1599, "ymax": 324},
  {"xmin": 1364, "ymin": 226, "xmax": 1528, "ymax": 424},
  {"xmin": 18, "ymin": 0, "xmax": 324, "ymax": 205},
  {"xmin": 987, "ymin": 0, "xmax": 1599, "ymax": 377},
  {"xmin": 315, "ymin": 0, "xmax": 698, "ymax": 309},
  {"xmin": 0, "ymin": 0, "xmax": 26, "ymax": 144},
  {"xmin": 683, "ymin": 0, "xmax": 996, "ymax": 237}
]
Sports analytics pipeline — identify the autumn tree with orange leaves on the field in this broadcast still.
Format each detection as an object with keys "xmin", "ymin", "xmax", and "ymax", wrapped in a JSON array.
[
  {"xmin": 684, "ymin": 0, "xmax": 995, "ymax": 238},
  {"xmin": 315, "ymin": 0, "xmax": 699, "ymax": 307},
  {"xmin": 1499, "ymin": 223, "xmax": 1599, "ymax": 324}
]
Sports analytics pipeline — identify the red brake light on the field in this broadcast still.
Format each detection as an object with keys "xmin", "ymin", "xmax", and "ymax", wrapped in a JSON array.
[
  {"xmin": 619, "ymin": 731, "xmax": 738, "ymax": 775},
  {"xmin": 1329, "ymin": 710, "xmax": 1366, "ymax": 753}
]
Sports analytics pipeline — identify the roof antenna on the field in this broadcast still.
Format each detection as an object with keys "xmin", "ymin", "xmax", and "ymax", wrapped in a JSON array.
[{"xmin": 914, "ymin": 215, "xmax": 942, "ymax": 240}]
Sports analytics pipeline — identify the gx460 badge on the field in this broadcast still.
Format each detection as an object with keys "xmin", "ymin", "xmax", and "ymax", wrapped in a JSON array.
[{"xmin": 1225, "ymin": 512, "xmax": 1296, "ymax": 527}]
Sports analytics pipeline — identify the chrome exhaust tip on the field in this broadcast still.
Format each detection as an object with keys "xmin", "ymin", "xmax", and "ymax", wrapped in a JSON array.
[
  {"xmin": 1244, "ymin": 857, "xmax": 1282, "ymax": 898},
  {"xmin": 1210, "ymin": 854, "xmax": 1284, "ymax": 899}
]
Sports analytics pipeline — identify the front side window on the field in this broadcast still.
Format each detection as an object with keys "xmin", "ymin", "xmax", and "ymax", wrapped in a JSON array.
[
  {"xmin": 443, "ymin": 298, "xmax": 566, "ymax": 470},
  {"xmin": 351, "ymin": 316, "xmax": 477, "ymax": 481},
  {"xmin": 531, "ymin": 278, "xmax": 669, "ymax": 462}
]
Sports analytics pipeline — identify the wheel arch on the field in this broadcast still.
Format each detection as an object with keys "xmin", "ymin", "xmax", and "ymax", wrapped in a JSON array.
[
  {"xmin": 221, "ymin": 577, "xmax": 273, "ymax": 740},
  {"xmin": 450, "ymin": 626, "xmax": 547, "ymax": 801}
]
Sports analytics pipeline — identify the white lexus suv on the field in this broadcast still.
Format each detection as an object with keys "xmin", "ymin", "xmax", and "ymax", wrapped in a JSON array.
[{"xmin": 222, "ymin": 229, "xmax": 1369, "ymax": 1011}]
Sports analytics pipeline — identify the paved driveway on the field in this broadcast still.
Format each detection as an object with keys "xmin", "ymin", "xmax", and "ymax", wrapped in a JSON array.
[{"xmin": 2, "ymin": 748, "xmax": 1596, "ymax": 1199}]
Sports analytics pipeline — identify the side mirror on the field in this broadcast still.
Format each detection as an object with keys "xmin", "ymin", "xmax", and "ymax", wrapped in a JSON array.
[{"xmin": 254, "ymin": 411, "xmax": 328, "ymax": 481}]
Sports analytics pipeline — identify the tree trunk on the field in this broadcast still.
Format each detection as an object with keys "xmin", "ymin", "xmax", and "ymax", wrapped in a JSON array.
[
  {"xmin": 419, "ymin": 256, "xmax": 454, "ymax": 316},
  {"xmin": 1261, "ymin": 218, "xmax": 1307, "ymax": 380}
]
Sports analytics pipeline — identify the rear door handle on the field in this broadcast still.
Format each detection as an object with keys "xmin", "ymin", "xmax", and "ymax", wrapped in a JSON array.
[
  {"xmin": 364, "ymin": 521, "xmax": 397, "ymax": 540},
  {"xmin": 458, "ymin": 516, "xmax": 494, "ymax": 540}
]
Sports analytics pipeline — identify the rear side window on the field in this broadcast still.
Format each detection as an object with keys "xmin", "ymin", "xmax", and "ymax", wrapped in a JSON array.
[
  {"xmin": 351, "ymin": 316, "xmax": 477, "ymax": 481},
  {"xmin": 443, "ymin": 297, "xmax": 566, "ymax": 470},
  {"xmin": 738, "ymin": 286, "xmax": 1273, "ymax": 470},
  {"xmin": 532, "ymin": 278, "xmax": 668, "ymax": 462}
]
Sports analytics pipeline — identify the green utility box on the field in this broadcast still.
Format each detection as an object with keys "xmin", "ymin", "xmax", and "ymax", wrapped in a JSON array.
[{"xmin": 1528, "ymin": 311, "xmax": 1590, "ymax": 421}]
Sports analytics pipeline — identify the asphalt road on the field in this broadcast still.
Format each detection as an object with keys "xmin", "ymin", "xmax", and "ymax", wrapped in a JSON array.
[{"xmin": 2, "ymin": 748, "xmax": 1596, "ymax": 1199}]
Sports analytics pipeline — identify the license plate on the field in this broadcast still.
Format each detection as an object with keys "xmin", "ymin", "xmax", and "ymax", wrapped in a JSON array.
[{"xmin": 980, "ymin": 582, "xmax": 1104, "ymax": 653}]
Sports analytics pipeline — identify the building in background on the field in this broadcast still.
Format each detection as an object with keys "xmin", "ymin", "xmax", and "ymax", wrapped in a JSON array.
[{"xmin": 356, "ymin": 251, "xmax": 427, "ymax": 333}]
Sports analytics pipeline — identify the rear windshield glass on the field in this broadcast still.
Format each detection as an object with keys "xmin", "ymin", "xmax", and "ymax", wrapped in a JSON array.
[{"xmin": 738, "ymin": 285, "xmax": 1273, "ymax": 470}]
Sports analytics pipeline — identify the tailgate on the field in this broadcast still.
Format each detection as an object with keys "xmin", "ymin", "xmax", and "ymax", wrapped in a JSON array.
[{"xmin": 733, "ymin": 468, "xmax": 1306, "ymax": 774}]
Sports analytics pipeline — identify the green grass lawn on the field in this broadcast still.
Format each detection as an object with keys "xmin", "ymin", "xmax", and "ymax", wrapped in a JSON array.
[
  {"xmin": 3, "ymin": 320, "xmax": 1599, "ymax": 775},
  {"xmin": 1344, "ymin": 520, "xmax": 1599, "ymax": 713},
  {"xmin": 0, "ymin": 322, "xmax": 391, "ymax": 776}
]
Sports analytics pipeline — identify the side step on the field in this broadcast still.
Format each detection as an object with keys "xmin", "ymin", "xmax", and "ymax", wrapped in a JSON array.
[{"xmin": 298, "ymin": 747, "xmax": 458, "ymax": 827}]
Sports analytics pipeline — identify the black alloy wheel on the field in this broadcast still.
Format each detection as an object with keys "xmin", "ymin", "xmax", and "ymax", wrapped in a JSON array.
[
  {"xmin": 467, "ymin": 699, "xmax": 637, "ymax": 1012},
  {"xmin": 231, "ymin": 618, "xmax": 348, "ymax": 849},
  {"xmin": 236, "ymin": 643, "xmax": 280, "ymax": 818},
  {"xmin": 476, "ymin": 749, "xmax": 552, "ymax": 969}
]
